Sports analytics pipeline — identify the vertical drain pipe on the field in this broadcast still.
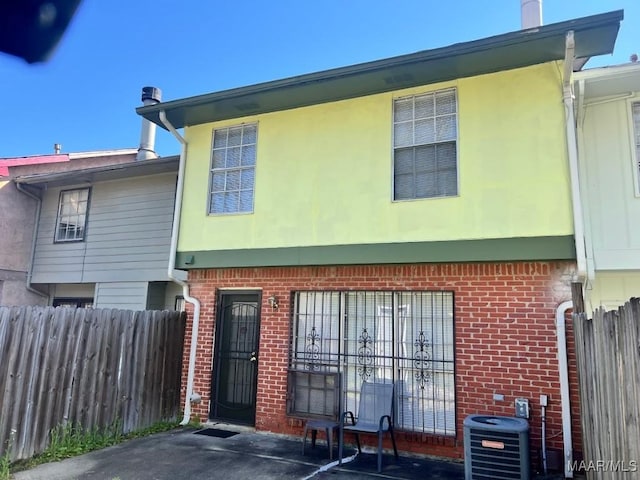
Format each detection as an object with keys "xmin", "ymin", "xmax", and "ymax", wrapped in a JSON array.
[
  {"xmin": 15, "ymin": 182, "xmax": 49, "ymax": 300},
  {"xmin": 562, "ymin": 31, "xmax": 587, "ymax": 282},
  {"xmin": 541, "ymin": 400, "xmax": 547, "ymax": 475},
  {"xmin": 557, "ymin": 300, "xmax": 574, "ymax": 478},
  {"xmin": 157, "ymin": 109, "xmax": 202, "ymax": 425},
  {"xmin": 559, "ymin": 30, "xmax": 582, "ymax": 479}
]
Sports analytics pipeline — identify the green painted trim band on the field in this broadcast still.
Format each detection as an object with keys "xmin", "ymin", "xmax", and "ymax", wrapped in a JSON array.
[{"xmin": 175, "ymin": 236, "xmax": 576, "ymax": 269}]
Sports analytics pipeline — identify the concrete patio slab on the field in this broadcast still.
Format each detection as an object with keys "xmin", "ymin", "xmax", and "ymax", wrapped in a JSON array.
[{"xmin": 11, "ymin": 424, "xmax": 560, "ymax": 480}]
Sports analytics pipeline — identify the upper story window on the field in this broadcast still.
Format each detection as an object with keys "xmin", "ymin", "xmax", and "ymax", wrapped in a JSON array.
[
  {"xmin": 632, "ymin": 101, "xmax": 640, "ymax": 194},
  {"xmin": 209, "ymin": 123, "xmax": 257, "ymax": 214},
  {"xmin": 393, "ymin": 89, "xmax": 458, "ymax": 200},
  {"xmin": 55, "ymin": 188, "xmax": 90, "ymax": 242}
]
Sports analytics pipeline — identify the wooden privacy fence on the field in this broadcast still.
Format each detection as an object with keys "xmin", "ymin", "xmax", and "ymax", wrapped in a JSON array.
[
  {"xmin": 573, "ymin": 298, "xmax": 640, "ymax": 479},
  {"xmin": 0, "ymin": 306, "xmax": 185, "ymax": 461}
]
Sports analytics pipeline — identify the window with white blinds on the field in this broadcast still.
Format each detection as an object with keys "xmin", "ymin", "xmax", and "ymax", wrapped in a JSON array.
[
  {"xmin": 633, "ymin": 102, "xmax": 640, "ymax": 193},
  {"xmin": 393, "ymin": 89, "xmax": 458, "ymax": 200},
  {"xmin": 209, "ymin": 123, "xmax": 257, "ymax": 214},
  {"xmin": 291, "ymin": 291, "xmax": 456, "ymax": 436}
]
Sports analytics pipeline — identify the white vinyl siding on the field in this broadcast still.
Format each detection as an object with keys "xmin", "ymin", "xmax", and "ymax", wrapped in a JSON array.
[
  {"xmin": 393, "ymin": 89, "xmax": 458, "ymax": 200},
  {"xmin": 32, "ymin": 173, "xmax": 176, "ymax": 284},
  {"xmin": 209, "ymin": 123, "xmax": 257, "ymax": 214},
  {"xmin": 577, "ymin": 95, "xmax": 640, "ymax": 270},
  {"xmin": 55, "ymin": 188, "xmax": 89, "ymax": 242},
  {"xmin": 632, "ymin": 101, "xmax": 640, "ymax": 194}
]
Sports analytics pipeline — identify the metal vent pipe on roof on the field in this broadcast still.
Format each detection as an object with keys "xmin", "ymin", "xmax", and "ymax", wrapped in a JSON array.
[
  {"xmin": 136, "ymin": 86, "xmax": 161, "ymax": 161},
  {"xmin": 54, "ymin": 143, "xmax": 61, "ymax": 154},
  {"xmin": 521, "ymin": 0, "xmax": 543, "ymax": 29}
]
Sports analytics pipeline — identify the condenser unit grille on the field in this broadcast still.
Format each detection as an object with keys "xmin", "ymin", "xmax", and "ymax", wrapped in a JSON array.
[
  {"xmin": 468, "ymin": 429, "xmax": 523, "ymax": 479},
  {"xmin": 464, "ymin": 415, "xmax": 530, "ymax": 480}
]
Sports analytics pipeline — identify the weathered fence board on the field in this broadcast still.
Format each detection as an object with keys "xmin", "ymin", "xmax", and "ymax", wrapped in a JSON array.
[
  {"xmin": 0, "ymin": 306, "xmax": 185, "ymax": 462},
  {"xmin": 573, "ymin": 298, "xmax": 640, "ymax": 479}
]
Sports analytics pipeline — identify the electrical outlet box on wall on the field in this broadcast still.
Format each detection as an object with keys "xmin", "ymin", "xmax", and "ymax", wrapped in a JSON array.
[{"xmin": 515, "ymin": 397, "xmax": 530, "ymax": 419}]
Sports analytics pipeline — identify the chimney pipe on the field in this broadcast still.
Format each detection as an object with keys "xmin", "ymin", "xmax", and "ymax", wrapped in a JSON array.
[
  {"xmin": 54, "ymin": 143, "xmax": 61, "ymax": 154},
  {"xmin": 521, "ymin": 0, "xmax": 542, "ymax": 29},
  {"xmin": 137, "ymin": 86, "xmax": 162, "ymax": 161}
]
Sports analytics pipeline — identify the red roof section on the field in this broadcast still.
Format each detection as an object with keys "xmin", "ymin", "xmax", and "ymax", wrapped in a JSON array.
[{"xmin": 0, "ymin": 154, "xmax": 70, "ymax": 177}]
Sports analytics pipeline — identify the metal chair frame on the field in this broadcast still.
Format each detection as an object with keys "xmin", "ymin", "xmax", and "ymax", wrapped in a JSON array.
[{"xmin": 338, "ymin": 381, "xmax": 398, "ymax": 472}]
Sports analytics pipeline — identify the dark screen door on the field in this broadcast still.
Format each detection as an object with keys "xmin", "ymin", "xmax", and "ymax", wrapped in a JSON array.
[{"xmin": 210, "ymin": 293, "xmax": 260, "ymax": 424}]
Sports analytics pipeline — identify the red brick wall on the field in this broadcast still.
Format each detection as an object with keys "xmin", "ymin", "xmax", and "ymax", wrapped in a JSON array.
[{"xmin": 181, "ymin": 261, "xmax": 580, "ymax": 465}]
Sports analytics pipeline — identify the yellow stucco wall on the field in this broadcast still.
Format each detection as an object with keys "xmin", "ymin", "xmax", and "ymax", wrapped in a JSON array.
[{"xmin": 179, "ymin": 62, "xmax": 572, "ymax": 252}]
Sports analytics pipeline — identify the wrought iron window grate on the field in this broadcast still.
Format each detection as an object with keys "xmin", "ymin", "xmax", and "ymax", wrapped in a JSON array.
[{"xmin": 290, "ymin": 291, "xmax": 455, "ymax": 436}]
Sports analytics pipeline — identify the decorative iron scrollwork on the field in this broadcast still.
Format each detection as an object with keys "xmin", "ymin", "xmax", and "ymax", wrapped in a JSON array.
[
  {"xmin": 357, "ymin": 327, "xmax": 374, "ymax": 381},
  {"xmin": 414, "ymin": 331, "xmax": 432, "ymax": 389},
  {"xmin": 305, "ymin": 326, "xmax": 321, "ymax": 370}
]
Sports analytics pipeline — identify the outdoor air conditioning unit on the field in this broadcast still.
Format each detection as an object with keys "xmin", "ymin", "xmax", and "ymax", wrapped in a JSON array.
[{"xmin": 464, "ymin": 415, "xmax": 530, "ymax": 480}]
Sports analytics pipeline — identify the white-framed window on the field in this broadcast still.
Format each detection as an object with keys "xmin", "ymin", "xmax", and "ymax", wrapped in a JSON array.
[
  {"xmin": 393, "ymin": 89, "xmax": 458, "ymax": 200},
  {"xmin": 290, "ymin": 290, "xmax": 456, "ymax": 436},
  {"xmin": 55, "ymin": 188, "xmax": 90, "ymax": 242},
  {"xmin": 631, "ymin": 101, "xmax": 640, "ymax": 195},
  {"xmin": 209, "ymin": 123, "xmax": 257, "ymax": 214}
]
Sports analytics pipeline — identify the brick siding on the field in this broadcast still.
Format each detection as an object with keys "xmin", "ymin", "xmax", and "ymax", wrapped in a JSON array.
[{"xmin": 181, "ymin": 261, "xmax": 580, "ymax": 465}]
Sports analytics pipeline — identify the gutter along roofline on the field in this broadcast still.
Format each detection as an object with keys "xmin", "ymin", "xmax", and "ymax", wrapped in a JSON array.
[
  {"xmin": 137, "ymin": 10, "xmax": 622, "ymax": 129},
  {"xmin": 13, "ymin": 155, "xmax": 180, "ymax": 187}
]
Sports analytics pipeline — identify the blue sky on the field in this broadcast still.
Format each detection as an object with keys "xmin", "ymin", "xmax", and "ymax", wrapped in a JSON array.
[{"xmin": 1, "ymin": 0, "xmax": 637, "ymax": 158}]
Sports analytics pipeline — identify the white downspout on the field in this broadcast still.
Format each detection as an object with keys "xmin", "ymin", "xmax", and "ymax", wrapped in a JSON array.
[
  {"xmin": 15, "ymin": 182, "xmax": 49, "ymax": 300},
  {"xmin": 559, "ymin": 31, "xmax": 581, "ymax": 479},
  {"xmin": 556, "ymin": 300, "xmax": 574, "ymax": 478},
  {"xmin": 158, "ymin": 110, "xmax": 202, "ymax": 426},
  {"xmin": 563, "ymin": 30, "xmax": 587, "ymax": 283}
]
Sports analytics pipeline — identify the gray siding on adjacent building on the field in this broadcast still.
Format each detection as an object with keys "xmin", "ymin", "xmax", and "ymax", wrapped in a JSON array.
[
  {"xmin": 31, "ymin": 172, "xmax": 177, "ymax": 284},
  {"xmin": 94, "ymin": 281, "xmax": 149, "ymax": 310}
]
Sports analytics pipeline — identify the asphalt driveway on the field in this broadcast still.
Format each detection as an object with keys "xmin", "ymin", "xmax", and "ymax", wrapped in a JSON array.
[{"xmin": 12, "ymin": 424, "xmax": 466, "ymax": 480}]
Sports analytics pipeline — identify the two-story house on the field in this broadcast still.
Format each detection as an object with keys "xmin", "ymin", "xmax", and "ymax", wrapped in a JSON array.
[
  {"xmin": 9, "ymin": 152, "xmax": 183, "ymax": 310},
  {"xmin": 3, "ymin": 89, "xmax": 185, "ymax": 311},
  {"xmin": 137, "ymin": 10, "xmax": 622, "ymax": 472},
  {"xmin": 574, "ymin": 61, "xmax": 640, "ymax": 314},
  {"xmin": 0, "ymin": 150, "xmax": 136, "ymax": 307}
]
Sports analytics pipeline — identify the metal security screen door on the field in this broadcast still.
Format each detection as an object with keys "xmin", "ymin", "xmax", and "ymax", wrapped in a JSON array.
[
  {"xmin": 291, "ymin": 291, "xmax": 455, "ymax": 436},
  {"xmin": 210, "ymin": 292, "xmax": 261, "ymax": 425}
]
